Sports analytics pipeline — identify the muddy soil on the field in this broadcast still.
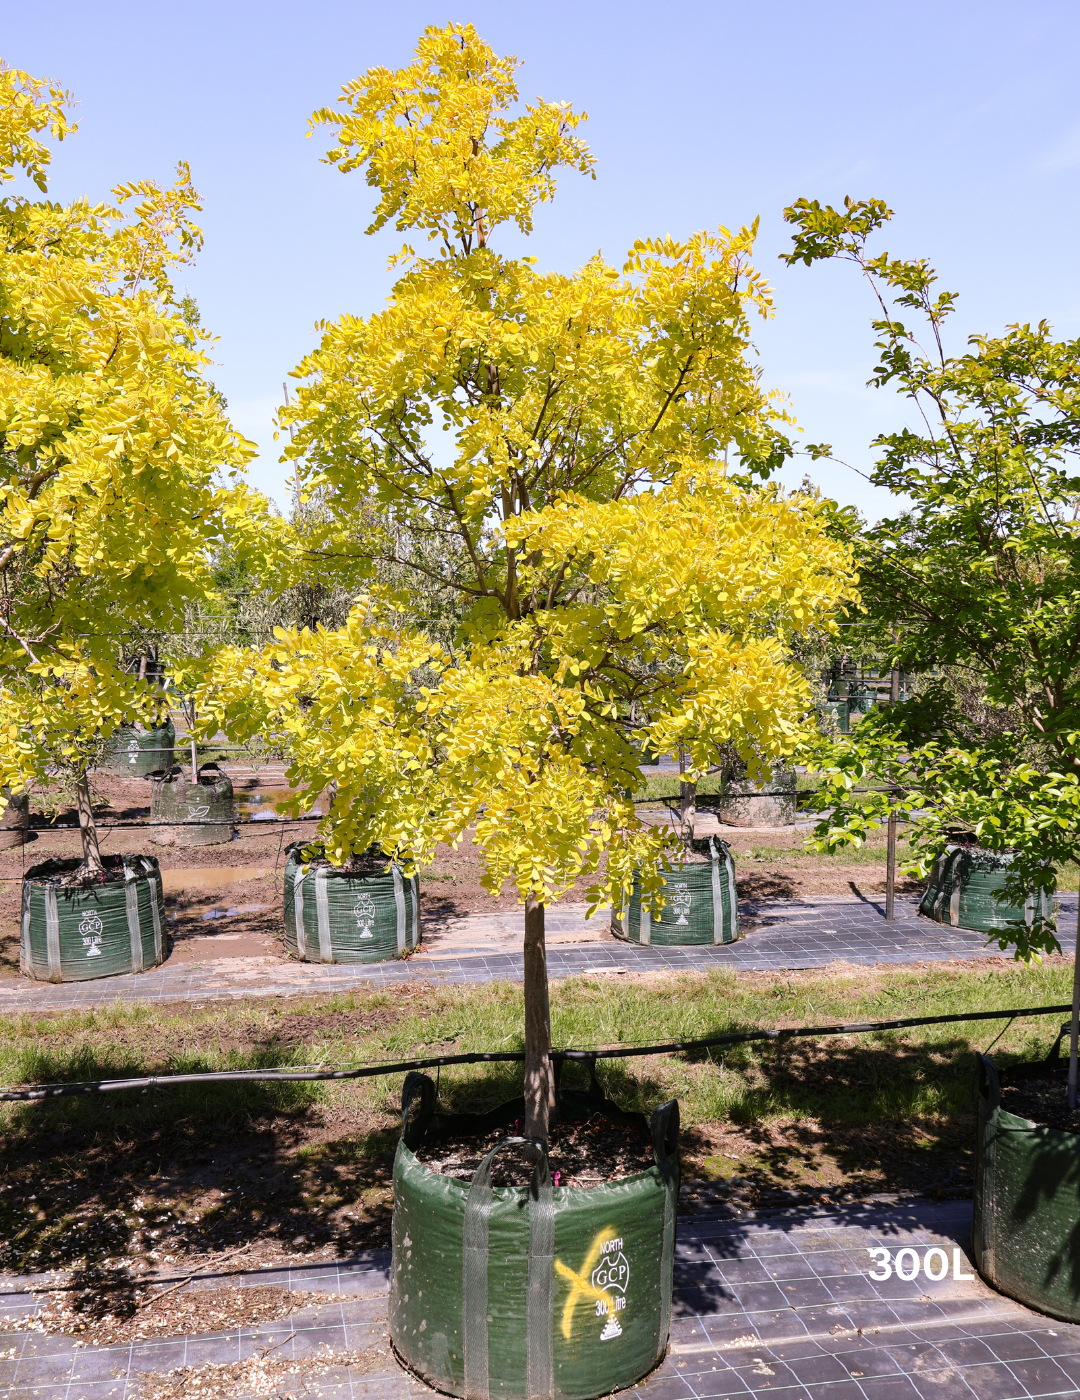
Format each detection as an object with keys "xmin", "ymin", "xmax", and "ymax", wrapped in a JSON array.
[
  {"xmin": 420, "ymin": 1112, "xmax": 656, "ymax": 1188},
  {"xmin": 0, "ymin": 774, "xmax": 925, "ymax": 977}
]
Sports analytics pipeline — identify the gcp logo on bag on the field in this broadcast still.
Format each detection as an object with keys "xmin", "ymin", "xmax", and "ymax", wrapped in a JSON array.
[
  {"xmin": 667, "ymin": 883, "xmax": 692, "ymax": 925},
  {"xmin": 353, "ymin": 892, "xmax": 376, "ymax": 939},
  {"xmin": 556, "ymin": 1227, "xmax": 631, "ymax": 1343},
  {"xmin": 79, "ymin": 910, "xmax": 103, "ymax": 957}
]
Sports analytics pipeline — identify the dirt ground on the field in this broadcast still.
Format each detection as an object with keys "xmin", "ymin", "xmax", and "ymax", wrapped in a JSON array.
[{"xmin": 0, "ymin": 773, "xmax": 919, "ymax": 977}]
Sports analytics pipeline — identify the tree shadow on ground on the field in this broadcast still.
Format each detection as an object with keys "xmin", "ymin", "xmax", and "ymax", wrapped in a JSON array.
[
  {"xmin": 667, "ymin": 1031, "xmax": 983, "ymax": 1209},
  {"xmin": 0, "ymin": 1047, "xmax": 401, "ymax": 1285},
  {"xmin": 736, "ymin": 871, "xmax": 798, "ymax": 902}
]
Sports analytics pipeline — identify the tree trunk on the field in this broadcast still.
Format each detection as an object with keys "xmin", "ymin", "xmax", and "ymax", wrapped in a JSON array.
[
  {"xmin": 679, "ymin": 747, "xmax": 696, "ymax": 849},
  {"xmin": 1069, "ymin": 890, "xmax": 1080, "ymax": 1111},
  {"xmin": 523, "ymin": 894, "xmax": 554, "ymax": 1147},
  {"xmin": 76, "ymin": 773, "xmax": 103, "ymax": 874}
]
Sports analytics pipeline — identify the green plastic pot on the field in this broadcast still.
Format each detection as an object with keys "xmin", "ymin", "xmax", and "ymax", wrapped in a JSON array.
[
  {"xmin": 283, "ymin": 844, "xmax": 420, "ymax": 963},
  {"xmin": 973, "ymin": 1054, "xmax": 1080, "ymax": 1321},
  {"xmin": 21, "ymin": 856, "xmax": 166, "ymax": 982},
  {"xmin": 612, "ymin": 839, "xmax": 739, "ymax": 946},
  {"xmin": 390, "ymin": 1074, "xmax": 679, "ymax": 1400},
  {"xmin": 920, "ymin": 845, "xmax": 1054, "ymax": 936}
]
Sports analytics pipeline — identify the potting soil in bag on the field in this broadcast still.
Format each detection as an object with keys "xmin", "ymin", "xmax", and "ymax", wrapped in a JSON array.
[
  {"xmin": 21, "ymin": 856, "xmax": 166, "ymax": 982},
  {"xmin": 102, "ymin": 720, "xmax": 176, "ymax": 778},
  {"xmin": 920, "ymin": 844, "xmax": 1054, "ymax": 936},
  {"xmin": 973, "ymin": 1053, "xmax": 1080, "ymax": 1322}
]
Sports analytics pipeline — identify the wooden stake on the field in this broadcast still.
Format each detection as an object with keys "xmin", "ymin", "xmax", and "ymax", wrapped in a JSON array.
[
  {"xmin": 885, "ymin": 666, "xmax": 900, "ymax": 922},
  {"xmin": 679, "ymin": 747, "xmax": 696, "ymax": 849},
  {"xmin": 1069, "ymin": 891, "xmax": 1080, "ymax": 1111}
]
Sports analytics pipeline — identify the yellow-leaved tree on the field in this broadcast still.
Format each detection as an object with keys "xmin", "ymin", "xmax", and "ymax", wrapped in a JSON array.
[
  {"xmin": 0, "ymin": 62, "xmax": 260, "ymax": 870},
  {"xmin": 203, "ymin": 25, "xmax": 858, "ymax": 1141}
]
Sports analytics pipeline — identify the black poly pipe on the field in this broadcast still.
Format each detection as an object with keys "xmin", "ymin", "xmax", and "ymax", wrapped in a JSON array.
[{"xmin": 0, "ymin": 1003, "xmax": 1069, "ymax": 1102}]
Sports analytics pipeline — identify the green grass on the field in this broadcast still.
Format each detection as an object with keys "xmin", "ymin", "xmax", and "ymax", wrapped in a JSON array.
[
  {"xmin": 0, "ymin": 962, "xmax": 1071, "ymax": 1271},
  {"xmin": 633, "ymin": 773, "xmax": 725, "ymax": 801},
  {"xmin": 0, "ymin": 960, "xmax": 1070, "ymax": 1136}
]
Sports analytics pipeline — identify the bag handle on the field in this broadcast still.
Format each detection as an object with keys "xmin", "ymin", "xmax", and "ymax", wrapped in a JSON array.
[
  {"xmin": 974, "ymin": 1054, "xmax": 1001, "ymax": 1117},
  {"xmin": 650, "ymin": 1098, "xmax": 680, "ymax": 1177},
  {"xmin": 464, "ymin": 1137, "xmax": 554, "ymax": 1400},
  {"xmin": 400, "ymin": 1071, "xmax": 436, "ymax": 1150}
]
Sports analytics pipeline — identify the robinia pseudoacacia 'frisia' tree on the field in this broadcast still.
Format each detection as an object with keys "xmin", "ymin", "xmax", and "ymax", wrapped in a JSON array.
[
  {"xmin": 204, "ymin": 25, "xmax": 858, "ymax": 1143},
  {"xmin": 0, "ymin": 62, "xmax": 256, "ymax": 871}
]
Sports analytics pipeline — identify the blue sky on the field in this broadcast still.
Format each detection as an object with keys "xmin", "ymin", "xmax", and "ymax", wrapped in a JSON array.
[{"xmin": 7, "ymin": 1, "xmax": 1079, "ymax": 518}]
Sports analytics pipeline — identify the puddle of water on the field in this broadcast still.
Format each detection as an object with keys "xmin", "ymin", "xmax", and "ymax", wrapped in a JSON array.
[
  {"xmin": 233, "ymin": 786, "xmax": 325, "ymax": 821},
  {"xmin": 161, "ymin": 866, "xmax": 275, "ymax": 893},
  {"xmin": 202, "ymin": 904, "xmax": 266, "ymax": 920}
]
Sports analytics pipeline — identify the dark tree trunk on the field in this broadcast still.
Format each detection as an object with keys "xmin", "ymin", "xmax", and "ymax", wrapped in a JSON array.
[
  {"xmin": 76, "ymin": 773, "xmax": 103, "ymax": 874},
  {"xmin": 885, "ymin": 666, "xmax": 900, "ymax": 922},
  {"xmin": 523, "ymin": 894, "xmax": 554, "ymax": 1146}
]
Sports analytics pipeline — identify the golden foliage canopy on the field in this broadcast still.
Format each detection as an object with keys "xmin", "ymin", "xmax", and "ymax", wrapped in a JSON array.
[
  {"xmin": 0, "ymin": 61, "xmax": 258, "ymax": 793},
  {"xmin": 203, "ymin": 25, "xmax": 859, "ymax": 909}
]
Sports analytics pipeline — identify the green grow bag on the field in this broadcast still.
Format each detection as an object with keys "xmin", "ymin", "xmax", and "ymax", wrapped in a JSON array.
[
  {"xmin": 283, "ymin": 844, "xmax": 420, "ymax": 963},
  {"xmin": 973, "ymin": 1054, "xmax": 1080, "ymax": 1322},
  {"xmin": 150, "ymin": 765, "xmax": 234, "ymax": 846},
  {"xmin": 823, "ymin": 699, "xmax": 850, "ymax": 733},
  {"xmin": 0, "ymin": 787, "xmax": 30, "ymax": 851},
  {"xmin": 21, "ymin": 855, "xmax": 166, "ymax": 982},
  {"xmin": 390, "ymin": 1074, "xmax": 679, "ymax": 1400},
  {"xmin": 611, "ymin": 838, "xmax": 739, "ymax": 945},
  {"xmin": 103, "ymin": 720, "xmax": 176, "ymax": 778},
  {"xmin": 919, "ymin": 844, "xmax": 1054, "ymax": 936}
]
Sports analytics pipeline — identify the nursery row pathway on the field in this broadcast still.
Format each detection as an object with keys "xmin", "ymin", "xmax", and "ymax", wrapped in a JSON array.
[
  {"xmin": 4, "ymin": 1196, "xmax": 1079, "ymax": 1399},
  {"xmin": 2, "ymin": 893, "xmax": 1074, "ymax": 1014}
]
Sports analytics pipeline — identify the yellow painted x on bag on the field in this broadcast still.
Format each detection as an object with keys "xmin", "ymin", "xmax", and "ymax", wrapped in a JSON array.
[{"xmin": 554, "ymin": 1226, "xmax": 620, "ymax": 1339}]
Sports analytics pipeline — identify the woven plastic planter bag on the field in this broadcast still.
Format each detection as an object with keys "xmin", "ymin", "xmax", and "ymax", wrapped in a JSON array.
[
  {"xmin": 919, "ymin": 845, "xmax": 1054, "ymax": 936},
  {"xmin": 390, "ymin": 1073, "xmax": 680, "ymax": 1400},
  {"xmin": 103, "ymin": 720, "xmax": 176, "ymax": 778},
  {"xmin": 973, "ymin": 1053, "xmax": 1080, "ymax": 1322},
  {"xmin": 0, "ymin": 788, "xmax": 30, "ymax": 851},
  {"xmin": 611, "ymin": 838, "xmax": 739, "ymax": 946},
  {"xmin": 150, "ymin": 765, "xmax": 235, "ymax": 846},
  {"xmin": 21, "ymin": 856, "xmax": 166, "ymax": 982},
  {"xmin": 283, "ymin": 844, "xmax": 420, "ymax": 963},
  {"xmin": 715, "ymin": 762, "xmax": 797, "ymax": 828}
]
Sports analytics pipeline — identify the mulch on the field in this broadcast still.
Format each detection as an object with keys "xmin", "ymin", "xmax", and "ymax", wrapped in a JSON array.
[
  {"xmin": 420, "ymin": 1111, "xmax": 656, "ymax": 1188},
  {"xmin": 1000, "ymin": 1071, "xmax": 1080, "ymax": 1133},
  {"xmin": 1, "ymin": 1282, "xmax": 335, "ymax": 1346}
]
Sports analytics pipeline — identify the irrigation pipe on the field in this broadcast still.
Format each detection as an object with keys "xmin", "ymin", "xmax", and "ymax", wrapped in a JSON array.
[{"xmin": 0, "ymin": 1002, "xmax": 1070, "ymax": 1103}]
